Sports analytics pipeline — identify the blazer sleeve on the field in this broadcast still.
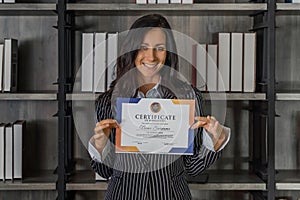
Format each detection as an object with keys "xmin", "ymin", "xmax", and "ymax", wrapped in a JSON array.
[
  {"xmin": 90, "ymin": 91, "xmax": 115, "ymax": 179},
  {"xmin": 183, "ymin": 87, "xmax": 222, "ymax": 176}
]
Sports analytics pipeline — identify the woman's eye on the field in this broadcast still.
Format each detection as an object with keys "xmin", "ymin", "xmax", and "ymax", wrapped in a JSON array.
[
  {"xmin": 156, "ymin": 46, "xmax": 166, "ymax": 51},
  {"xmin": 140, "ymin": 45, "xmax": 148, "ymax": 51}
]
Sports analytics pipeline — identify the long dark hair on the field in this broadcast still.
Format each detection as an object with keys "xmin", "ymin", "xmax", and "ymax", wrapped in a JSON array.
[{"xmin": 110, "ymin": 14, "xmax": 180, "ymax": 96}]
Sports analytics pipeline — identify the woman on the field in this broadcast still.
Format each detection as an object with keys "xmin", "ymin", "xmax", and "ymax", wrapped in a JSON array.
[{"xmin": 88, "ymin": 14, "xmax": 230, "ymax": 200}]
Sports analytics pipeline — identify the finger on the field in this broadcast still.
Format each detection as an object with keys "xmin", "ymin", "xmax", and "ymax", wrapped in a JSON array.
[
  {"xmin": 97, "ymin": 119, "xmax": 120, "ymax": 128},
  {"xmin": 191, "ymin": 120, "xmax": 207, "ymax": 129},
  {"xmin": 194, "ymin": 116, "xmax": 209, "ymax": 123},
  {"xmin": 94, "ymin": 124, "xmax": 109, "ymax": 134}
]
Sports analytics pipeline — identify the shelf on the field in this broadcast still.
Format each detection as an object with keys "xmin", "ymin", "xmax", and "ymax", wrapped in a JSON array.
[
  {"xmin": 0, "ymin": 3, "xmax": 56, "ymax": 16},
  {"xmin": 0, "ymin": 93, "xmax": 57, "ymax": 101},
  {"xmin": 67, "ymin": 93, "xmax": 266, "ymax": 101},
  {"xmin": 276, "ymin": 93, "xmax": 300, "ymax": 101},
  {"xmin": 276, "ymin": 170, "xmax": 300, "ymax": 190},
  {"xmin": 0, "ymin": 170, "xmax": 57, "ymax": 191},
  {"xmin": 188, "ymin": 170, "xmax": 266, "ymax": 191},
  {"xmin": 67, "ymin": 3, "xmax": 267, "ymax": 15},
  {"xmin": 276, "ymin": 3, "xmax": 300, "ymax": 15},
  {"xmin": 66, "ymin": 170, "xmax": 266, "ymax": 191}
]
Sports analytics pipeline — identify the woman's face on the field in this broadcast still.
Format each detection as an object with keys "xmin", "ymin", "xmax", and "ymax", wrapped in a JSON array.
[{"xmin": 135, "ymin": 28, "xmax": 167, "ymax": 83}]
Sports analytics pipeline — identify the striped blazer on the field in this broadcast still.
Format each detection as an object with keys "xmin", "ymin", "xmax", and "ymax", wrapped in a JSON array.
[{"xmin": 91, "ymin": 84, "xmax": 222, "ymax": 200}]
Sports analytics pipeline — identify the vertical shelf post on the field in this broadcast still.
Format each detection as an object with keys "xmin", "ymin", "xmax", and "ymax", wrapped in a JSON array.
[
  {"xmin": 57, "ymin": 0, "xmax": 67, "ymax": 199},
  {"xmin": 266, "ymin": 0, "xmax": 276, "ymax": 199}
]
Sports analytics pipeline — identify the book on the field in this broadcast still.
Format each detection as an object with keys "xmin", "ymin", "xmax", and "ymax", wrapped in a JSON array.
[
  {"xmin": 81, "ymin": 33, "xmax": 94, "ymax": 92},
  {"xmin": 230, "ymin": 33, "xmax": 243, "ymax": 92},
  {"xmin": 94, "ymin": 32, "xmax": 107, "ymax": 93},
  {"xmin": 0, "ymin": 123, "xmax": 5, "ymax": 181},
  {"xmin": 3, "ymin": 0, "xmax": 15, "ymax": 3},
  {"xmin": 243, "ymin": 32, "xmax": 256, "ymax": 92},
  {"xmin": 13, "ymin": 120, "xmax": 25, "ymax": 179},
  {"xmin": 5, "ymin": 123, "xmax": 13, "ymax": 180},
  {"xmin": 215, "ymin": 33, "xmax": 230, "ymax": 92},
  {"xmin": 136, "ymin": 0, "xmax": 147, "ymax": 3},
  {"xmin": 148, "ymin": 0, "xmax": 157, "ymax": 3},
  {"xmin": 182, "ymin": 0, "xmax": 193, "ymax": 3},
  {"xmin": 207, "ymin": 44, "xmax": 218, "ymax": 92},
  {"xmin": 3, "ymin": 38, "xmax": 18, "ymax": 92},
  {"xmin": 106, "ymin": 33, "xmax": 118, "ymax": 90},
  {"xmin": 157, "ymin": 0, "xmax": 169, "ymax": 3},
  {"xmin": 0, "ymin": 44, "xmax": 4, "ymax": 92},
  {"xmin": 192, "ymin": 44, "xmax": 207, "ymax": 91},
  {"xmin": 170, "ymin": 0, "xmax": 181, "ymax": 3}
]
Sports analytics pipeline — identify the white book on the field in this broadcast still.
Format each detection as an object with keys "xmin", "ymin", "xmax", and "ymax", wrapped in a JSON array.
[
  {"xmin": 231, "ymin": 33, "xmax": 243, "ymax": 92},
  {"xmin": 194, "ymin": 44, "xmax": 207, "ymax": 91},
  {"xmin": 13, "ymin": 120, "xmax": 25, "ymax": 179},
  {"xmin": 81, "ymin": 33, "xmax": 94, "ymax": 92},
  {"xmin": 94, "ymin": 32, "xmax": 107, "ymax": 93},
  {"xmin": 148, "ymin": 0, "xmax": 156, "ymax": 3},
  {"xmin": 157, "ymin": 0, "xmax": 169, "ymax": 3},
  {"xmin": 182, "ymin": 0, "xmax": 193, "ymax": 3},
  {"xmin": 207, "ymin": 45, "xmax": 218, "ymax": 92},
  {"xmin": 0, "ymin": 44, "xmax": 4, "ymax": 92},
  {"xmin": 107, "ymin": 33, "xmax": 118, "ymax": 91},
  {"xmin": 3, "ymin": 0, "xmax": 15, "ymax": 3},
  {"xmin": 217, "ymin": 33, "xmax": 230, "ymax": 91},
  {"xmin": 243, "ymin": 33, "xmax": 256, "ymax": 92},
  {"xmin": 136, "ymin": 0, "xmax": 147, "ymax": 3},
  {"xmin": 3, "ymin": 38, "xmax": 18, "ymax": 92},
  {"xmin": 5, "ymin": 124, "xmax": 13, "ymax": 180},
  {"xmin": 170, "ymin": 0, "xmax": 181, "ymax": 3},
  {"xmin": 292, "ymin": 0, "xmax": 300, "ymax": 2},
  {"xmin": 0, "ymin": 123, "xmax": 5, "ymax": 181}
]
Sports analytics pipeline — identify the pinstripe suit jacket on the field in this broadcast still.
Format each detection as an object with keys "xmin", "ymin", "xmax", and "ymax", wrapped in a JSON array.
[{"xmin": 91, "ymin": 84, "xmax": 222, "ymax": 200}]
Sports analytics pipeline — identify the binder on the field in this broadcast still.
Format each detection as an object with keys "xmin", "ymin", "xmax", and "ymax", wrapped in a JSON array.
[
  {"xmin": 13, "ymin": 120, "xmax": 25, "ymax": 179},
  {"xmin": 3, "ymin": 38, "xmax": 18, "ymax": 92}
]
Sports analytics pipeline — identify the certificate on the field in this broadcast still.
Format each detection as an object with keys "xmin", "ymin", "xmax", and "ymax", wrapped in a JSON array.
[{"xmin": 115, "ymin": 98, "xmax": 195, "ymax": 155}]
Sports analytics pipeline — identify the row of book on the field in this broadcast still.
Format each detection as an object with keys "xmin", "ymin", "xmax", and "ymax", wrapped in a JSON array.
[
  {"xmin": 81, "ymin": 32, "xmax": 118, "ymax": 93},
  {"xmin": 136, "ymin": 0, "xmax": 193, "ymax": 4},
  {"xmin": 0, "ymin": 38, "xmax": 18, "ymax": 93},
  {"xmin": 0, "ymin": 120, "xmax": 25, "ymax": 181},
  {"xmin": 192, "ymin": 32, "xmax": 256, "ymax": 92}
]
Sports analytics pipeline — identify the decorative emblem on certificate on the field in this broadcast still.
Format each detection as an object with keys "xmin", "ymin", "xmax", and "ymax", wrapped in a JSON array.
[{"xmin": 115, "ymin": 98, "xmax": 195, "ymax": 155}]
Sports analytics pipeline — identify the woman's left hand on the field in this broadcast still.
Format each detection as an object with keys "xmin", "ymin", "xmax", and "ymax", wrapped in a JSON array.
[{"xmin": 191, "ymin": 115, "xmax": 226, "ymax": 151}]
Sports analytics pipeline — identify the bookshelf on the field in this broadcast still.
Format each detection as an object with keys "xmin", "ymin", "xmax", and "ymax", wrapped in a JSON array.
[{"xmin": 1, "ymin": 1, "xmax": 300, "ymax": 200}]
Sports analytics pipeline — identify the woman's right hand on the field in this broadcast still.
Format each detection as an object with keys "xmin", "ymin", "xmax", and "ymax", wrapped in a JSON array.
[{"xmin": 93, "ymin": 119, "xmax": 119, "ymax": 155}]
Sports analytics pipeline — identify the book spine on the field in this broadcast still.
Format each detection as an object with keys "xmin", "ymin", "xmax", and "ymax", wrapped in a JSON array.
[
  {"xmin": 13, "ymin": 120, "xmax": 25, "ymax": 179},
  {"xmin": 94, "ymin": 32, "xmax": 107, "ymax": 93},
  {"xmin": 230, "ymin": 33, "xmax": 243, "ymax": 92},
  {"xmin": 170, "ymin": 0, "xmax": 181, "ymax": 3},
  {"xmin": 243, "ymin": 33, "xmax": 256, "ymax": 92},
  {"xmin": 5, "ymin": 124, "xmax": 13, "ymax": 180},
  {"xmin": 217, "ymin": 33, "xmax": 230, "ymax": 92},
  {"xmin": 107, "ymin": 33, "xmax": 118, "ymax": 91},
  {"xmin": 196, "ymin": 44, "xmax": 207, "ymax": 91},
  {"xmin": 157, "ymin": 0, "xmax": 169, "ymax": 3},
  {"xmin": 81, "ymin": 33, "xmax": 94, "ymax": 92},
  {"xmin": 182, "ymin": 0, "xmax": 193, "ymax": 4},
  {"xmin": 207, "ymin": 45, "xmax": 218, "ymax": 92},
  {"xmin": 0, "ymin": 124, "xmax": 5, "ymax": 181},
  {"xmin": 0, "ymin": 44, "xmax": 4, "ymax": 92},
  {"xmin": 136, "ymin": 0, "xmax": 147, "ymax": 4}
]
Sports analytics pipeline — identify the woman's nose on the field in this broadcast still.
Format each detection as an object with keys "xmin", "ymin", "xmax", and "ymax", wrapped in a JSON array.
[{"xmin": 145, "ymin": 48, "xmax": 156, "ymax": 61}]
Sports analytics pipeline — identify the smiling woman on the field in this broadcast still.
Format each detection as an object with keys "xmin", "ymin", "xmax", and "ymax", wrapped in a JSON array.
[{"xmin": 88, "ymin": 14, "xmax": 231, "ymax": 200}]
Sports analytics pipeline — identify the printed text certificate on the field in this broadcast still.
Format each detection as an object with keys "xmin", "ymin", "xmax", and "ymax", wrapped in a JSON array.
[{"xmin": 116, "ymin": 98, "xmax": 195, "ymax": 155}]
